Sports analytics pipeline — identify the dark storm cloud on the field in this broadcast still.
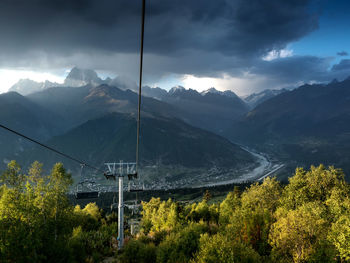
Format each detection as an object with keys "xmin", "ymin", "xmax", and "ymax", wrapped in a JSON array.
[
  {"xmin": 337, "ymin": 51, "xmax": 349, "ymax": 56},
  {"xmin": 0, "ymin": 0, "xmax": 317, "ymax": 63},
  {"xmin": 252, "ymin": 56, "xmax": 332, "ymax": 82},
  {"xmin": 332, "ymin": 59, "xmax": 350, "ymax": 71},
  {"xmin": 3, "ymin": 0, "xmax": 344, "ymax": 93},
  {"xmin": 248, "ymin": 56, "xmax": 350, "ymax": 89}
]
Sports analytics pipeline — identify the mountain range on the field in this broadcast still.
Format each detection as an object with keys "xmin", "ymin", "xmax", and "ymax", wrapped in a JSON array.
[
  {"xmin": 5, "ymin": 67, "xmax": 350, "ymax": 183},
  {"xmin": 0, "ymin": 68, "xmax": 260, "ymax": 187},
  {"xmin": 10, "ymin": 68, "xmax": 253, "ymax": 135},
  {"xmin": 228, "ymin": 77, "xmax": 350, "ymax": 178}
]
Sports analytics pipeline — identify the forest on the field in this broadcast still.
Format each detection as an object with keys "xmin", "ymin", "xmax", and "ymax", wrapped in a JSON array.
[{"xmin": 1, "ymin": 161, "xmax": 350, "ymax": 263}]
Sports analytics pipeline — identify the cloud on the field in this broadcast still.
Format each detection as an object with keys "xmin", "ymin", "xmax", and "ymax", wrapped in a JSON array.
[
  {"xmin": 0, "ymin": 0, "xmax": 317, "ymax": 72},
  {"xmin": 262, "ymin": 49, "xmax": 294, "ymax": 61},
  {"xmin": 332, "ymin": 59, "xmax": 350, "ymax": 71},
  {"xmin": 3, "ymin": 0, "xmax": 347, "ymax": 94},
  {"xmin": 337, "ymin": 51, "xmax": 349, "ymax": 56}
]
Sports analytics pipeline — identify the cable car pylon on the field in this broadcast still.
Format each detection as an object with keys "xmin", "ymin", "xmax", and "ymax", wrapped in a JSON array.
[
  {"xmin": 104, "ymin": 0, "xmax": 146, "ymax": 249},
  {"xmin": 104, "ymin": 161, "xmax": 134, "ymax": 248}
]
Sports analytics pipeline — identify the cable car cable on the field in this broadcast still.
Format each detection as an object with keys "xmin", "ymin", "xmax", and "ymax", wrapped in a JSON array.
[
  {"xmin": 135, "ymin": 0, "xmax": 146, "ymax": 173},
  {"xmin": 0, "ymin": 123, "xmax": 104, "ymax": 173}
]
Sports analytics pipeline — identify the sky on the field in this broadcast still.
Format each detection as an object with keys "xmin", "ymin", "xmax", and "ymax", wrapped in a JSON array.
[{"xmin": 0, "ymin": 0, "xmax": 349, "ymax": 96}]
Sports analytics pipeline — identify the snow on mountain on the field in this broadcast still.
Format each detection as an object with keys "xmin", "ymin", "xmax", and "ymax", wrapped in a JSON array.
[
  {"xmin": 201, "ymin": 87, "xmax": 239, "ymax": 99},
  {"xmin": 9, "ymin": 67, "xmax": 109, "ymax": 96},
  {"xmin": 9, "ymin": 79, "xmax": 59, "ymax": 95},
  {"xmin": 168, "ymin": 85, "xmax": 186, "ymax": 94},
  {"xmin": 244, "ymin": 89, "xmax": 288, "ymax": 108}
]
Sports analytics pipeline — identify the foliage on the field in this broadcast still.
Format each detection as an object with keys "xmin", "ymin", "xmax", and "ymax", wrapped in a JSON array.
[
  {"xmin": 120, "ymin": 165, "xmax": 350, "ymax": 263},
  {"xmin": 328, "ymin": 215, "xmax": 350, "ymax": 261},
  {"xmin": 0, "ymin": 161, "xmax": 74, "ymax": 262},
  {"xmin": 119, "ymin": 239, "xmax": 157, "ymax": 263},
  {"xmin": 192, "ymin": 233, "xmax": 261, "ymax": 263},
  {"xmin": 156, "ymin": 223, "xmax": 208, "ymax": 263},
  {"xmin": 0, "ymin": 161, "xmax": 118, "ymax": 263},
  {"xmin": 269, "ymin": 202, "xmax": 331, "ymax": 263},
  {"xmin": 3, "ymin": 162, "xmax": 350, "ymax": 263},
  {"xmin": 141, "ymin": 198, "xmax": 182, "ymax": 233}
]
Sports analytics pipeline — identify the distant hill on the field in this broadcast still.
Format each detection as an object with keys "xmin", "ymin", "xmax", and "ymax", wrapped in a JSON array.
[
  {"xmin": 228, "ymin": 77, "xmax": 350, "ymax": 176},
  {"xmin": 141, "ymin": 86, "xmax": 249, "ymax": 135},
  {"xmin": 19, "ymin": 113, "xmax": 255, "ymax": 184},
  {"xmin": 27, "ymin": 84, "xmax": 179, "ymax": 130}
]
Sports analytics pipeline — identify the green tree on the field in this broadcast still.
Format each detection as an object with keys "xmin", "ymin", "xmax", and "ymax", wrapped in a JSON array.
[
  {"xmin": 269, "ymin": 202, "xmax": 333, "ymax": 263},
  {"xmin": 119, "ymin": 239, "xmax": 157, "ymax": 263},
  {"xmin": 328, "ymin": 215, "xmax": 350, "ymax": 261},
  {"xmin": 156, "ymin": 223, "xmax": 207, "ymax": 263},
  {"xmin": 221, "ymin": 177, "xmax": 281, "ymax": 256},
  {"xmin": 192, "ymin": 233, "xmax": 261, "ymax": 263},
  {"xmin": 141, "ymin": 198, "xmax": 181, "ymax": 233},
  {"xmin": 219, "ymin": 187, "xmax": 241, "ymax": 225},
  {"xmin": 280, "ymin": 165, "xmax": 347, "ymax": 210},
  {"xmin": 0, "ymin": 161, "xmax": 74, "ymax": 262}
]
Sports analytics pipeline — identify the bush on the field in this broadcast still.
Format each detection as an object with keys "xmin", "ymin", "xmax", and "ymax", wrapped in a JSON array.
[
  {"xmin": 118, "ymin": 239, "xmax": 157, "ymax": 263},
  {"xmin": 193, "ymin": 233, "xmax": 261, "ymax": 263}
]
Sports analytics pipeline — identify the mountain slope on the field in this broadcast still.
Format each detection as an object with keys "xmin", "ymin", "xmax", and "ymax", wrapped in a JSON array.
[
  {"xmin": 11, "ymin": 67, "xmax": 249, "ymax": 138},
  {"xmin": 0, "ymin": 92, "xmax": 64, "ymax": 164},
  {"xmin": 229, "ymin": 77, "xmax": 350, "ymax": 176},
  {"xmin": 27, "ymin": 84, "xmax": 180, "ymax": 130},
  {"xmin": 21, "ymin": 113, "xmax": 256, "ymax": 186},
  {"xmin": 244, "ymin": 89, "xmax": 288, "ymax": 109},
  {"xmin": 156, "ymin": 87, "xmax": 249, "ymax": 135},
  {"xmin": 25, "ymin": 113, "xmax": 254, "ymax": 168}
]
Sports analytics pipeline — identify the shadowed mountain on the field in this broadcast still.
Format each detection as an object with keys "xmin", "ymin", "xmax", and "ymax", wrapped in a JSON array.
[
  {"xmin": 27, "ymin": 84, "xmax": 180, "ymax": 130},
  {"xmin": 228, "ymin": 77, "xmax": 350, "ymax": 176},
  {"xmin": 142, "ymin": 86, "xmax": 249, "ymax": 135},
  {"xmin": 27, "ymin": 82, "xmax": 249, "ymax": 137},
  {"xmin": 19, "ymin": 113, "xmax": 256, "ymax": 183},
  {"xmin": 10, "ymin": 68, "xmax": 250, "ymax": 137},
  {"xmin": 0, "ymin": 92, "xmax": 64, "ymax": 164}
]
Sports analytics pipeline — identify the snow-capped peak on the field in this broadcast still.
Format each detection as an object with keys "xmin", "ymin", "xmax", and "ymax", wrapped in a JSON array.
[
  {"xmin": 201, "ymin": 87, "xmax": 239, "ymax": 98},
  {"xmin": 201, "ymin": 87, "xmax": 220, "ymax": 95},
  {"xmin": 169, "ymin": 85, "xmax": 186, "ymax": 94}
]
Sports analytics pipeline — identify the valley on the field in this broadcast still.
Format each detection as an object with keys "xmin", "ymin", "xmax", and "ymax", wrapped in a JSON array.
[
  {"xmin": 2, "ymin": 67, "xmax": 350, "ymax": 188},
  {"xmin": 195, "ymin": 146, "xmax": 285, "ymax": 188}
]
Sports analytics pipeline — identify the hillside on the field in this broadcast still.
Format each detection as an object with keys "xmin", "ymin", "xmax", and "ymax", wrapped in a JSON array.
[
  {"xmin": 12, "ymin": 68, "xmax": 250, "ymax": 137},
  {"xmin": 27, "ymin": 84, "xmax": 179, "ymax": 130},
  {"xmin": 149, "ymin": 86, "xmax": 249, "ymax": 135},
  {"xmin": 0, "ymin": 92, "xmax": 64, "ymax": 164},
  {"xmin": 20, "ymin": 113, "xmax": 256, "ymax": 187},
  {"xmin": 228, "ymin": 77, "xmax": 350, "ymax": 175}
]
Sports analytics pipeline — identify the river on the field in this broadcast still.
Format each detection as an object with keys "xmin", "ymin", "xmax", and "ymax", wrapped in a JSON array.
[{"xmin": 200, "ymin": 146, "xmax": 284, "ymax": 187}]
